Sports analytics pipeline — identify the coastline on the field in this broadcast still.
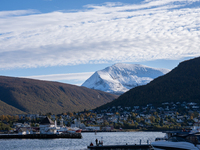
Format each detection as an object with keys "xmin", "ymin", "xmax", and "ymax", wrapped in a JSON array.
[
  {"xmin": 0, "ymin": 133, "xmax": 82, "ymax": 139},
  {"xmin": 82, "ymin": 128, "xmax": 183, "ymax": 133}
]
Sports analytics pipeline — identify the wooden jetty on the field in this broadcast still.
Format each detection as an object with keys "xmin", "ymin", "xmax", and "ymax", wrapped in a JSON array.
[
  {"xmin": 87, "ymin": 144, "xmax": 152, "ymax": 150},
  {"xmin": 0, "ymin": 133, "xmax": 82, "ymax": 139}
]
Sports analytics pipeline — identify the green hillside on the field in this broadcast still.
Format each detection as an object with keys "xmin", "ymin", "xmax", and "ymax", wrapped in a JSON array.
[
  {"xmin": 0, "ymin": 76, "xmax": 118, "ymax": 115},
  {"xmin": 97, "ymin": 57, "xmax": 200, "ymax": 109}
]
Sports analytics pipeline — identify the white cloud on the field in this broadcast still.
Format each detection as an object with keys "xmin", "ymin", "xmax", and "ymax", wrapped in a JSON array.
[
  {"xmin": 0, "ymin": 0, "xmax": 200, "ymax": 69},
  {"xmin": 23, "ymin": 72, "xmax": 94, "ymax": 85},
  {"xmin": 0, "ymin": 10, "xmax": 39, "ymax": 18}
]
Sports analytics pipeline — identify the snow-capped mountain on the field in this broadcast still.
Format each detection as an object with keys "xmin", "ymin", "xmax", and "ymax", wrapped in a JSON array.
[{"xmin": 82, "ymin": 63, "xmax": 170, "ymax": 95}]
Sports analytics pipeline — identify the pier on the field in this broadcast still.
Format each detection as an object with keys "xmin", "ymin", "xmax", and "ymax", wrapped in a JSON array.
[
  {"xmin": 87, "ymin": 144, "xmax": 152, "ymax": 150},
  {"xmin": 0, "ymin": 133, "xmax": 82, "ymax": 139}
]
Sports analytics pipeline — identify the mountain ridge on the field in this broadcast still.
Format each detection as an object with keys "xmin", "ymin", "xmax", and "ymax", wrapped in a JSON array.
[{"xmin": 0, "ymin": 76, "xmax": 118, "ymax": 115}]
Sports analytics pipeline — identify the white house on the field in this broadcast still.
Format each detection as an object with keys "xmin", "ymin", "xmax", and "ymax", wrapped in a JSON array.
[
  {"xmin": 86, "ymin": 126, "xmax": 100, "ymax": 131},
  {"xmin": 39, "ymin": 117, "xmax": 58, "ymax": 134},
  {"xmin": 18, "ymin": 127, "xmax": 33, "ymax": 135}
]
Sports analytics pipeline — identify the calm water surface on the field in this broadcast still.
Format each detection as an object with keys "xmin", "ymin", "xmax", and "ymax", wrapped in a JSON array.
[{"xmin": 0, "ymin": 132, "xmax": 165, "ymax": 150}]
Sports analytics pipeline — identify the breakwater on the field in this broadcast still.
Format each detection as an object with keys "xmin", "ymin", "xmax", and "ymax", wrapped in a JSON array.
[
  {"xmin": 0, "ymin": 133, "xmax": 82, "ymax": 139},
  {"xmin": 87, "ymin": 144, "xmax": 152, "ymax": 150}
]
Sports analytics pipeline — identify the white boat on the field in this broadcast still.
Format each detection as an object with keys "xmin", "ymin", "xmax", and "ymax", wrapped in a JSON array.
[
  {"xmin": 67, "ymin": 127, "xmax": 82, "ymax": 133},
  {"xmin": 152, "ymin": 123, "xmax": 200, "ymax": 150},
  {"xmin": 152, "ymin": 136, "xmax": 200, "ymax": 150}
]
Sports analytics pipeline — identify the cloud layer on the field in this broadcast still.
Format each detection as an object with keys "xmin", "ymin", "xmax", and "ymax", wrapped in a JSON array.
[
  {"xmin": 0, "ymin": 0, "xmax": 200, "ymax": 69},
  {"xmin": 23, "ymin": 72, "xmax": 94, "ymax": 85}
]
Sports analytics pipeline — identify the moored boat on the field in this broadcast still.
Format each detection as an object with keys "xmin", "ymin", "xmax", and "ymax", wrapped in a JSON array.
[
  {"xmin": 152, "ymin": 136, "xmax": 200, "ymax": 150},
  {"xmin": 66, "ymin": 127, "xmax": 82, "ymax": 133},
  {"xmin": 152, "ymin": 122, "xmax": 200, "ymax": 150}
]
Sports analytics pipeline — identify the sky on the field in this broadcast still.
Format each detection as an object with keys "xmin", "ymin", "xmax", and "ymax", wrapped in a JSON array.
[{"xmin": 0, "ymin": 0, "xmax": 200, "ymax": 85}]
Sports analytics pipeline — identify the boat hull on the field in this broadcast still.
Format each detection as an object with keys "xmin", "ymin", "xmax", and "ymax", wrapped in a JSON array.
[
  {"xmin": 75, "ymin": 129, "xmax": 82, "ymax": 133},
  {"xmin": 151, "ymin": 141, "xmax": 200, "ymax": 150}
]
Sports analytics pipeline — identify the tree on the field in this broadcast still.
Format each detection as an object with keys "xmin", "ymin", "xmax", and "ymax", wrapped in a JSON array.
[
  {"xmin": 69, "ymin": 112, "xmax": 74, "ymax": 117},
  {"xmin": 63, "ymin": 113, "xmax": 67, "ymax": 116},
  {"xmin": 136, "ymin": 118, "xmax": 140, "ymax": 123},
  {"xmin": 155, "ymin": 117, "xmax": 160, "ymax": 123},
  {"xmin": 134, "ymin": 122, "xmax": 138, "ymax": 127},
  {"xmin": 0, "ymin": 115, "xmax": 5, "ymax": 121},
  {"xmin": 153, "ymin": 111, "xmax": 158, "ymax": 116},
  {"xmin": 14, "ymin": 115, "xmax": 19, "ymax": 121},
  {"xmin": 103, "ymin": 120, "xmax": 109, "ymax": 126},
  {"xmin": 194, "ymin": 111, "xmax": 199, "ymax": 118},
  {"xmin": 149, "ymin": 116, "xmax": 155, "ymax": 123},
  {"xmin": 4, "ymin": 116, "xmax": 9, "ymax": 122}
]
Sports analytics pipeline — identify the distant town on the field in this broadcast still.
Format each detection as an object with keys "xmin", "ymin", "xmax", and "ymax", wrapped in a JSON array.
[{"xmin": 1, "ymin": 101, "xmax": 200, "ymax": 134}]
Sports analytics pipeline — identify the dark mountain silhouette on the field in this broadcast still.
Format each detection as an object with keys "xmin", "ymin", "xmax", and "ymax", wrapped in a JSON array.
[
  {"xmin": 97, "ymin": 57, "xmax": 200, "ymax": 109},
  {"xmin": 0, "ymin": 76, "xmax": 118, "ymax": 115}
]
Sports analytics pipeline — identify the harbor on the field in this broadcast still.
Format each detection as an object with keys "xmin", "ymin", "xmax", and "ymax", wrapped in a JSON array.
[
  {"xmin": 0, "ymin": 116, "xmax": 82, "ymax": 139},
  {"xmin": 0, "ymin": 131, "xmax": 164, "ymax": 150}
]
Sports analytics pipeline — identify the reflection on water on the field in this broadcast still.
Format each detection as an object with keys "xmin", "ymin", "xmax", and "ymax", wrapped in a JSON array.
[{"xmin": 0, "ymin": 132, "xmax": 165, "ymax": 150}]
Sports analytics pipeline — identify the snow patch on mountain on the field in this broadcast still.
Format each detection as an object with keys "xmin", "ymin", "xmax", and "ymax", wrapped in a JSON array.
[{"xmin": 82, "ymin": 63, "xmax": 170, "ymax": 95}]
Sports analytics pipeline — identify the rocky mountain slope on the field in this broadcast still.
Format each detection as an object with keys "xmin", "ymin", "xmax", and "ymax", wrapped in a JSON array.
[{"xmin": 82, "ymin": 63, "xmax": 170, "ymax": 95}]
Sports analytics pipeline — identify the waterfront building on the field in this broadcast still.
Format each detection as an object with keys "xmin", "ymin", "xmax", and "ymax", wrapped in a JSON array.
[{"xmin": 39, "ymin": 117, "xmax": 59, "ymax": 134}]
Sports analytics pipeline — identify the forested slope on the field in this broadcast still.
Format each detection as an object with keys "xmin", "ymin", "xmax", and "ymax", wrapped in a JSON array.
[{"xmin": 0, "ymin": 76, "xmax": 118, "ymax": 115}]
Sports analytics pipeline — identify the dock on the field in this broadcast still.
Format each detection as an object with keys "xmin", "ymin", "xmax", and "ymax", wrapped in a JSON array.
[
  {"xmin": 87, "ymin": 144, "xmax": 152, "ymax": 150},
  {"xmin": 0, "ymin": 133, "xmax": 82, "ymax": 139}
]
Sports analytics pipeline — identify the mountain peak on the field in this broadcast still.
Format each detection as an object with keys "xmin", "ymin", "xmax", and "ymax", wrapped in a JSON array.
[{"xmin": 82, "ymin": 63, "xmax": 170, "ymax": 95}]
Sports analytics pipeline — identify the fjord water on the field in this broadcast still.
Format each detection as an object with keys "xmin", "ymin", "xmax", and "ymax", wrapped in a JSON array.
[{"xmin": 0, "ymin": 132, "xmax": 165, "ymax": 150}]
